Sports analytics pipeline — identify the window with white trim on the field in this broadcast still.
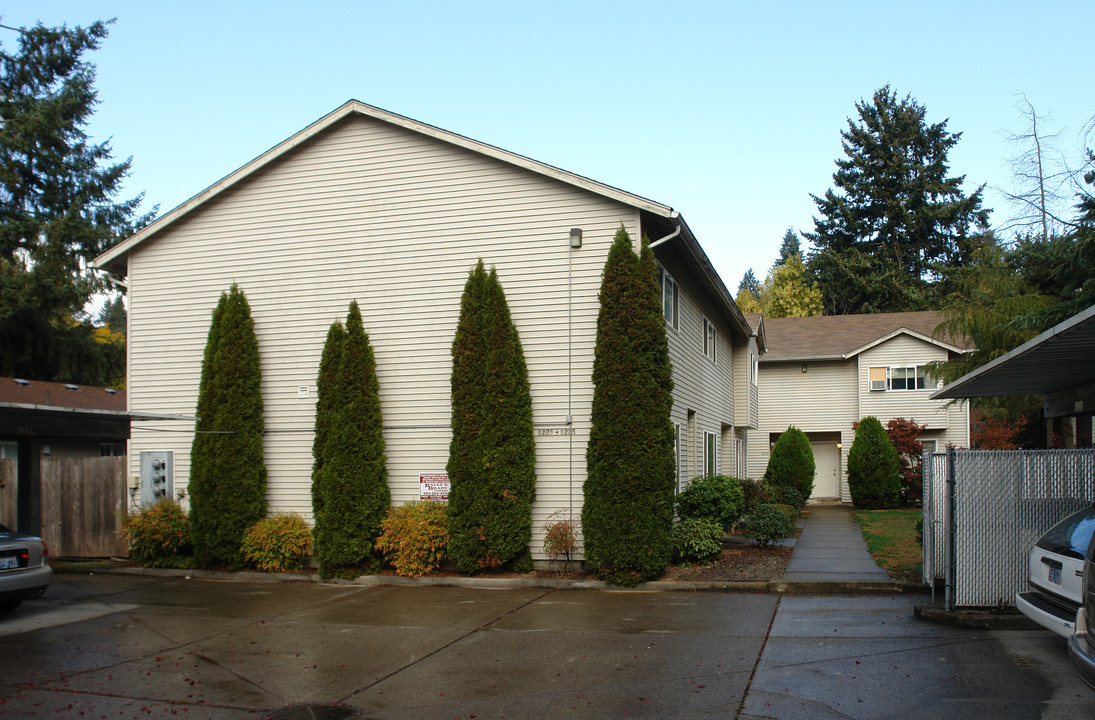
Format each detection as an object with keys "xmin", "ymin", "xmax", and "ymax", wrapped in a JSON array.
[
  {"xmin": 868, "ymin": 365, "xmax": 928, "ymax": 391},
  {"xmin": 702, "ymin": 316, "xmax": 716, "ymax": 362},
  {"xmin": 658, "ymin": 265, "xmax": 679, "ymax": 329},
  {"xmin": 751, "ymin": 353, "xmax": 759, "ymax": 386},
  {"xmin": 704, "ymin": 431, "xmax": 717, "ymax": 476}
]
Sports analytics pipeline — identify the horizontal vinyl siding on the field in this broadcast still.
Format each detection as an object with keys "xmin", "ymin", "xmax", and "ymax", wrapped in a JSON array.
[
  {"xmin": 748, "ymin": 359, "xmax": 858, "ymax": 481},
  {"xmin": 858, "ymin": 337, "xmax": 956, "ymax": 430},
  {"xmin": 659, "ymin": 254, "xmax": 736, "ymax": 486},
  {"xmin": 127, "ymin": 114, "xmax": 641, "ymax": 558}
]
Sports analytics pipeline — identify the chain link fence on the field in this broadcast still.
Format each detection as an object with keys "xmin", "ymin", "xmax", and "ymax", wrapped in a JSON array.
[{"xmin": 923, "ymin": 448, "xmax": 1095, "ymax": 609}]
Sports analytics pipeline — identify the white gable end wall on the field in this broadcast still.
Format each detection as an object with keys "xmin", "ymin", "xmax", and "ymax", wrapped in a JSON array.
[{"xmin": 126, "ymin": 114, "xmax": 643, "ymax": 558}]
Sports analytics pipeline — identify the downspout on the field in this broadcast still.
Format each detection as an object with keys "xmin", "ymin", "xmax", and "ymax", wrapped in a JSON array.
[{"xmin": 648, "ymin": 225, "xmax": 681, "ymax": 249}]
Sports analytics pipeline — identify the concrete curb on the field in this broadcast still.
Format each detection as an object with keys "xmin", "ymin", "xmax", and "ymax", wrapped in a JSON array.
[
  {"xmin": 58, "ymin": 564, "xmax": 925, "ymax": 596},
  {"xmin": 914, "ymin": 604, "xmax": 1045, "ymax": 631}
]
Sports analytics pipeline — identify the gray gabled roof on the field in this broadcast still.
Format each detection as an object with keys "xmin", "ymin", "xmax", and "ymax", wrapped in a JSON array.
[{"xmin": 760, "ymin": 311, "xmax": 971, "ymax": 362}]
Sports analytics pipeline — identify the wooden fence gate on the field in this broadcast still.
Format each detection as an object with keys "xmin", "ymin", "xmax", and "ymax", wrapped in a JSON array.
[{"xmin": 40, "ymin": 457, "xmax": 128, "ymax": 557}]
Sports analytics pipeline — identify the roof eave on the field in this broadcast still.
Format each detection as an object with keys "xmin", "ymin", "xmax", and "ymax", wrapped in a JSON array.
[{"xmin": 92, "ymin": 99, "xmax": 676, "ymax": 273}]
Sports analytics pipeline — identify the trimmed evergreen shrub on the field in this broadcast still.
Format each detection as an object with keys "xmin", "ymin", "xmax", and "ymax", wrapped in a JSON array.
[
  {"xmin": 582, "ymin": 226, "xmax": 676, "ymax": 586},
  {"xmin": 765, "ymin": 483, "xmax": 805, "ymax": 511},
  {"xmin": 764, "ymin": 426, "xmax": 814, "ymax": 501},
  {"xmin": 848, "ymin": 416, "xmax": 900, "ymax": 509},
  {"xmin": 676, "ymin": 475, "xmax": 745, "ymax": 530},
  {"xmin": 311, "ymin": 301, "xmax": 390, "ymax": 579},
  {"xmin": 311, "ymin": 320, "xmax": 346, "ymax": 521},
  {"xmin": 188, "ymin": 284, "xmax": 267, "ymax": 568},
  {"xmin": 446, "ymin": 260, "xmax": 536, "ymax": 572},
  {"xmin": 671, "ymin": 518, "xmax": 724, "ymax": 564},
  {"xmin": 376, "ymin": 502, "xmax": 450, "ymax": 578},
  {"xmin": 241, "ymin": 513, "xmax": 312, "ymax": 572},
  {"xmin": 739, "ymin": 477, "xmax": 769, "ymax": 512},
  {"xmin": 741, "ymin": 503, "xmax": 796, "ymax": 546},
  {"xmin": 121, "ymin": 500, "xmax": 194, "ymax": 568}
]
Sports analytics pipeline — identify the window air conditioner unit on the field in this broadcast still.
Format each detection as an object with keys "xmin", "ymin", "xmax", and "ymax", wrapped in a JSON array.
[{"xmin": 870, "ymin": 380, "xmax": 887, "ymax": 391}]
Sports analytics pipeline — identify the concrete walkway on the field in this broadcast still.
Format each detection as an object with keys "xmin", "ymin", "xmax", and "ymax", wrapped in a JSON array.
[{"xmin": 779, "ymin": 502, "xmax": 890, "ymax": 583}]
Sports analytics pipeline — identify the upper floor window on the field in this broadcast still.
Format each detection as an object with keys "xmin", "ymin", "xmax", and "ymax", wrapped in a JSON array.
[
  {"xmin": 658, "ymin": 265, "xmax": 678, "ymax": 329},
  {"xmin": 751, "ymin": 353, "xmax": 759, "ymax": 386},
  {"xmin": 869, "ymin": 365, "xmax": 928, "ymax": 391},
  {"xmin": 702, "ymin": 316, "xmax": 716, "ymax": 362}
]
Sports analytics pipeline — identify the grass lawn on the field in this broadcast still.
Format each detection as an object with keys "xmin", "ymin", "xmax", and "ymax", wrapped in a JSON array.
[{"xmin": 854, "ymin": 508, "xmax": 923, "ymax": 584}]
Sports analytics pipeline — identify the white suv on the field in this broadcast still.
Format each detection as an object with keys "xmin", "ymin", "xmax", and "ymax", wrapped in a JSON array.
[{"xmin": 1016, "ymin": 505, "xmax": 1095, "ymax": 638}]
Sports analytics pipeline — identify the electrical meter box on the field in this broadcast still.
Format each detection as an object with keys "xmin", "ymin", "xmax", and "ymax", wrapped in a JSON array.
[{"xmin": 139, "ymin": 450, "xmax": 173, "ymax": 506}]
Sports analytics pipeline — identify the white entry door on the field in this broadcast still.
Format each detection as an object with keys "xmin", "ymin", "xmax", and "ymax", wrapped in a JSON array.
[{"xmin": 810, "ymin": 442, "xmax": 840, "ymax": 499}]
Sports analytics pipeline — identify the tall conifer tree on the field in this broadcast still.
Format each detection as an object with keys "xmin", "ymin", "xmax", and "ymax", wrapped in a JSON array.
[
  {"xmin": 312, "ymin": 301, "xmax": 388, "ymax": 578},
  {"xmin": 447, "ymin": 260, "xmax": 536, "ymax": 572},
  {"xmin": 188, "ymin": 284, "xmax": 266, "ymax": 567},
  {"xmin": 582, "ymin": 226, "xmax": 675, "ymax": 585},
  {"xmin": 310, "ymin": 320, "xmax": 346, "ymax": 520}
]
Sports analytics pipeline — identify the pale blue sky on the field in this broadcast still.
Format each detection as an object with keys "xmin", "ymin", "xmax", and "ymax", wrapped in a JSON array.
[{"xmin": 4, "ymin": 1, "xmax": 1093, "ymax": 292}]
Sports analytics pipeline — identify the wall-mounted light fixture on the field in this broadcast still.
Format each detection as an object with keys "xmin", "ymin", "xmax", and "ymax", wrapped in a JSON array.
[
  {"xmin": 836, "ymin": 442, "xmax": 843, "ymax": 450},
  {"xmin": 801, "ymin": 363, "xmax": 808, "ymax": 373},
  {"xmin": 570, "ymin": 228, "xmax": 583, "ymax": 248}
]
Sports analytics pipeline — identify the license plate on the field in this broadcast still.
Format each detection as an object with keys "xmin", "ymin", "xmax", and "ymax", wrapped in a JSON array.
[
  {"xmin": 0, "ymin": 556, "xmax": 17, "ymax": 570},
  {"xmin": 1049, "ymin": 566, "xmax": 1061, "ymax": 584}
]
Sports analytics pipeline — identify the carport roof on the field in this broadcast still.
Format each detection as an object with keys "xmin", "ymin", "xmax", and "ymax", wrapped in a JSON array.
[{"xmin": 931, "ymin": 304, "xmax": 1095, "ymax": 399}]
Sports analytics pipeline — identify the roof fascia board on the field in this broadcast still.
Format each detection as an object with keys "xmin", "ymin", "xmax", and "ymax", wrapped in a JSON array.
[
  {"xmin": 93, "ymin": 100, "xmax": 674, "ymax": 271},
  {"xmin": 0, "ymin": 402, "xmax": 195, "ymax": 422},
  {"xmin": 931, "ymin": 303, "xmax": 1095, "ymax": 400},
  {"xmin": 760, "ymin": 354, "xmax": 846, "ymax": 363},
  {"xmin": 845, "ymin": 327, "xmax": 965, "ymax": 358}
]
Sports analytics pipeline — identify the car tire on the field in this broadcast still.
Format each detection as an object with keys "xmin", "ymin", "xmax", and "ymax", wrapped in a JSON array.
[{"xmin": 0, "ymin": 599, "xmax": 22, "ymax": 613}]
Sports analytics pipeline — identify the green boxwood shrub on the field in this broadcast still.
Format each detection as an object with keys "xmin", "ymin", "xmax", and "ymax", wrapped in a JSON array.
[
  {"xmin": 848, "ymin": 416, "xmax": 900, "ymax": 509},
  {"xmin": 764, "ymin": 426, "xmax": 814, "ymax": 501},
  {"xmin": 241, "ymin": 513, "xmax": 312, "ymax": 573},
  {"xmin": 676, "ymin": 475, "xmax": 745, "ymax": 530},
  {"xmin": 121, "ymin": 500, "xmax": 194, "ymax": 568},
  {"xmin": 741, "ymin": 503, "xmax": 796, "ymax": 546},
  {"xmin": 672, "ymin": 518, "xmax": 724, "ymax": 564},
  {"xmin": 583, "ymin": 227, "xmax": 676, "ymax": 587},
  {"xmin": 375, "ymin": 501, "xmax": 449, "ymax": 578}
]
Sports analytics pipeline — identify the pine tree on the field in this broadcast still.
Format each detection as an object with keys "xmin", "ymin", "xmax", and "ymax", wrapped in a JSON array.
[
  {"xmin": 582, "ymin": 226, "xmax": 676, "ymax": 586},
  {"xmin": 775, "ymin": 228, "xmax": 800, "ymax": 267},
  {"xmin": 311, "ymin": 301, "xmax": 388, "ymax": 578},
  {"xmin": 188, "ymin": 284, "xmax": 267, "ymax": 567},
  {"xmin": 447, "ymin": 260, "xmax": 536, "ymax": 572},
  {"xmin": 0, "ymin": 20, "xmax": 152, "ymax": 383},
  {"xmin": 805, "ymin": 86, "xmax": 988, "ymax": 314},
  {"xmin": 765, "ymin": 253, "xmax": 823, "ymax": 318}
]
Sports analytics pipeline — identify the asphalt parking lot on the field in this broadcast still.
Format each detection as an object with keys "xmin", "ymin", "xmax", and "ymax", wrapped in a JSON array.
[{"xmin": 0, "ymin": 572, "xmax": 1091, "ymax": 719}]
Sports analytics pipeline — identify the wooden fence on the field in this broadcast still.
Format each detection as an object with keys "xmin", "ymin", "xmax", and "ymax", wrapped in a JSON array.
[{"xmin": 41, "ymin": 457, "xmax": 128, "ymax": 557}]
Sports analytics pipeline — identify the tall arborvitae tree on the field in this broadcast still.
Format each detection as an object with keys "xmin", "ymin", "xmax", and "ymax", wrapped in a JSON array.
[
  {"xmin": 311, "ymin": 301, "xmax": 388, "ymax": 578},
  {"xmin": 447, "ymin": 260, "xmax": 536, "ymax": 572},
  {"xmin": 583, "ymin": 226, "xmax": 675, "ymax": 586},
  {"xmin": 310, "ymin": 320, "xmax": 346, "ymax": 521},
  {"xmin": 188, "ymin": 284, "xmax": 267, "ymax": 567},
  {"xmin": 0, "ymin": 20, "xmax": 152, "ymax": 384},
  {"xmin": 805, "ymin": 86, "xmax": 988, "ymax": 314}
]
